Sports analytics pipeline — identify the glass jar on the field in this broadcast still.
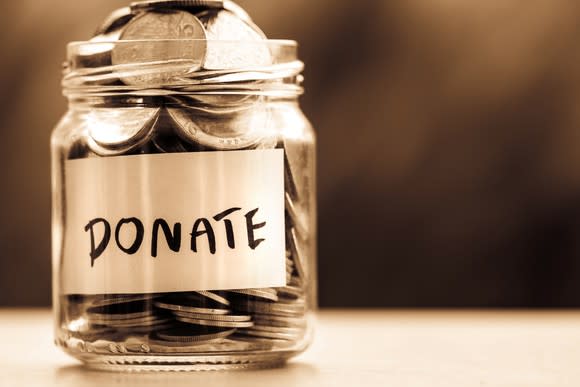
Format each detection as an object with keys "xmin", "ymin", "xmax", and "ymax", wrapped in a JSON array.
[{"xmin": 51, "ymin": 37, "xmax": 316, "ymax": 371}]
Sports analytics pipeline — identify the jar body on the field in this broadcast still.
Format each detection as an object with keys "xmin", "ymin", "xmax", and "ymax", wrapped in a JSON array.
[{"xmin": 51, "ymin": 96, "xmax": 316, "ymax": 371}]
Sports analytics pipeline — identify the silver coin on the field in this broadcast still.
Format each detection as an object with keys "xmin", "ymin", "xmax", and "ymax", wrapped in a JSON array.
[
  {"xmin": 172, "ymin": 310, "xmax": 251, "ymax": 322},
  {"xmin": 197, "ymin": 10, "xmax": 271, "ymax": 70},
  {"xmin": 167, "ymin": 106, "xmax": 269, "ymax": 150},
  {"xmin": 276, "ymin": 285, "xmax": 303, "ymax": 300},
  {"xmin": 153, "ymin": 326, "xmax": 235, "ymax": 342},
  {"xmin": 86, "ymin": 107, "xmax": 160, "ymax": 154},
  {"xmin": 195, "ymin": 290, "xmax": 230, "ymax": 306},
  {"xmin": 154, "ymin": 300, "xmax": 230, "ymax": 315},
  {"xmin": 228, "ymin": 288, "xmax": 279, "ymax": 302},
  {"xmin": 150, "ymin": 109, "xmax": 192, "ymax": 153},
  {"xmin": 288, "ymin": 227, "xmax": 307, "ymax": 281},
  {"xmin": 113, "ymin": 11, "xmax": 207, "ymax": 86},
  {"xmin": 97, "ymin": 315, "xmax": 168, "ymax": 328},
  {"xmin": 176, "ymin": 315, "xmax": 254, "ymax": 328}
]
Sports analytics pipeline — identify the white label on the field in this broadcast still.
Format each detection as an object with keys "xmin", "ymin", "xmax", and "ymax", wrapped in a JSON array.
[{"xmin": 61, "ymin": 149, "xmax": 285, "ymax": 295}]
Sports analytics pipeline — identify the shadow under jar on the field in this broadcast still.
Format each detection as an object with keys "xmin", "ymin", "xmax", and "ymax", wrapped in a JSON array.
[{"xmin": 51, "ymin": 39, "xmax": 316, "ymax": 371}]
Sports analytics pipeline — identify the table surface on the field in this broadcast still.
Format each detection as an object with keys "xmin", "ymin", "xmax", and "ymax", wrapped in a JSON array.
[{"xmin": 1, "ymin": 309, "xmax": 580, "ymax": 386}]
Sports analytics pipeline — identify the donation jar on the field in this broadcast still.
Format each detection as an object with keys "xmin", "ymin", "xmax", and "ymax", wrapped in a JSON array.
[{"xmin": 51, "ymin": 0, "xmax": 316, "ymax": 371}]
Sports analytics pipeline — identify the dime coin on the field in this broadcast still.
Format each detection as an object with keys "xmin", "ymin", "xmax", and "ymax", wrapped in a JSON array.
[
  {"xmin": 113, "ymin": 11, "xmax": 207, "ymax": 86},
  {"xmin": 197, "ymin": 10, "xmax": 271, "ymax": 70},
  {"xmin": 176, "ymin": 315, "xmax": 254, "ymax": 328}
]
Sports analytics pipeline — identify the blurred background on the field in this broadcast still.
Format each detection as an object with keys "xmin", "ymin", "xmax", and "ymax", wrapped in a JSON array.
[{"xmin": 1, "ymin": 0, "xmax": 580, "ymax": 307}]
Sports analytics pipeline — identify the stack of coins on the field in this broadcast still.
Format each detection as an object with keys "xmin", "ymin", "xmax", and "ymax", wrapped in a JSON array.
[{"xmin": 61, "ymin": 0, "xmax": 311, "ymax": 354}]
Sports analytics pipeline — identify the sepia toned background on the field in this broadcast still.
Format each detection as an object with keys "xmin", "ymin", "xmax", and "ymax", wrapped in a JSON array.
[{"xmin": 1, "ymin": 0, "xmax": 580, "ymax": 307}]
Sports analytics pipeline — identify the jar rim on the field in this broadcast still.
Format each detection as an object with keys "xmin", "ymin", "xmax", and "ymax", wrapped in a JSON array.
[
  {"xmin": 67, "ymin": 38, "xmax": 298, "ymax": 51},
  {"xmin": 62, "ymin": 38, "xmax": 304, "ymax": 98}
]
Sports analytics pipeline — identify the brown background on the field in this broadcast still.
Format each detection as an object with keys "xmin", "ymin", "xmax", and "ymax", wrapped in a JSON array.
[{"xmin": 1, "ymin": 0, "xmax": 580, "ymax": 307}]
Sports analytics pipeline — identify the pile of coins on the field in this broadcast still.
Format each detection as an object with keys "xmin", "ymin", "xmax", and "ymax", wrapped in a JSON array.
[{"xmin": 60, "ymin": 0, "xmax": 312, "ymax": 354}]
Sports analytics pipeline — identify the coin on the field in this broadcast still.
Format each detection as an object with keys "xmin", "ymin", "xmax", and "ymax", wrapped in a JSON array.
[
  {"xmin": 172, "ymin": 310, "xmax": 251, "ymax": 322},
  {"xmin": 86, "ymin": 107, "xmax": 160, "ymax": 155},
  {"xmin": 276, "ymin": 286, "xmax": 303, "ymax": 300},
  {"xmin": 95, "ymin": 315, "xmax": 168, "ymax": 328},
  {"xmin": 234, "ymin": 299, "xmax": 306, "ymax": 317},
  {"xmin": 228, "ymin": 288, "xmax": 279, "ymax": 302},
  {"xmin": 197, "ymin": 10, "xmax": 271, "ymax": 70},
  {"xmin": 113, "ymin": 11, "xmax": 207, "ymax": 86},
  {"xmin": 167, "ymin": 106, "xmax": 269, "ymax": 150},
  {"xmin": 154, "ymin": 299, "xmax": 230, "ymax": 315},
  {"xmin": 153, "ymin": 325, "xmax": 235, "ymax": 342},
  {"xmin": 176, "ymin": 315, "xmax": 254, "ymax": 328},
  {"xmin": 196, "ymin": 290, "xmax": 230, "ymax": 306}
]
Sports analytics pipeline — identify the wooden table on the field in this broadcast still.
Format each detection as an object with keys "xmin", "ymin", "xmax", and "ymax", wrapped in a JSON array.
[{"xmin": 1, "ymin": 309, "xmax": 580, "ymax": 386}]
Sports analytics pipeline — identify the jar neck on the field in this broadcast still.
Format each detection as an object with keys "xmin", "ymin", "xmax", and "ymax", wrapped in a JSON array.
[{"xmin": 67, "ymin": 93, "xmax": 300, "ymax": 111}]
